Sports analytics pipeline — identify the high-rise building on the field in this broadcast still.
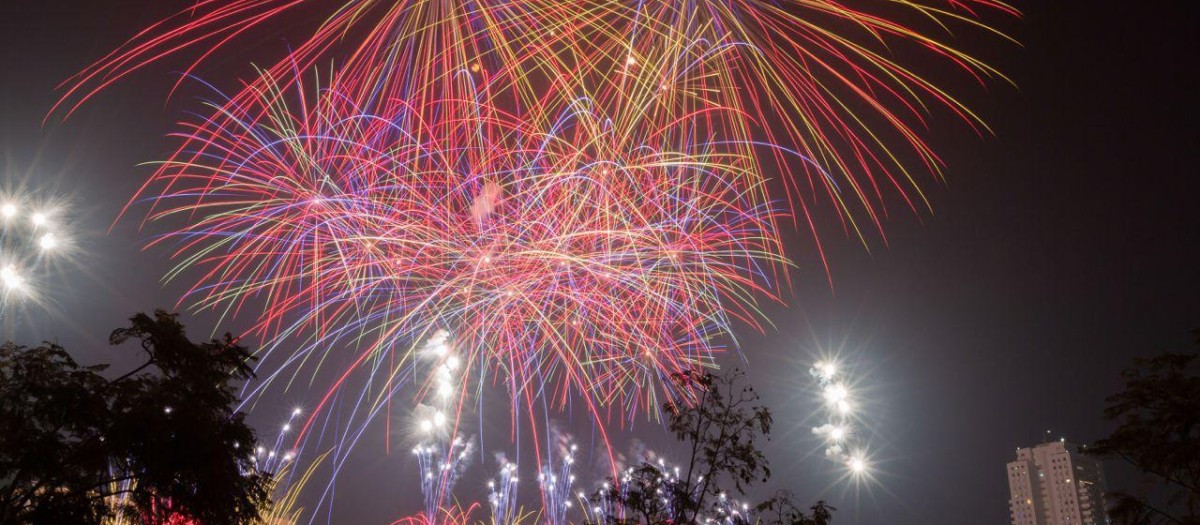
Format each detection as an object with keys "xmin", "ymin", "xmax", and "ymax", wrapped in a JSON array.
[{"xmin": 1007, "ymin": 440, "xmax": 1108, "ymax": 525}]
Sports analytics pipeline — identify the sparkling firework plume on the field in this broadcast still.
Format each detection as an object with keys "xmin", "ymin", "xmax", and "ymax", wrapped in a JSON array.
[
  {"xmin": 412, "ymin": 330, "xmax": 475, "ymax": 520},
  {"xmin": 487, "ymin": 456, "xmax": 521, "ymax": 525},
  {"xmin": 538, "ymin": 443, "xmax": 577, "ymax": 525}
]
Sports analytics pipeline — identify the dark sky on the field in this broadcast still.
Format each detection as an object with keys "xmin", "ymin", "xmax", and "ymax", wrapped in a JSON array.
[{"xmin": 2, "ymin": 1, "xmax": 1198, "ymax": 524}]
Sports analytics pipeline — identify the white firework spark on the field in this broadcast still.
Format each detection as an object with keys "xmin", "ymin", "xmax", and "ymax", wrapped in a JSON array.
[{"xmin": 811, "ymin": 360, "xmax": 871, "ymax": 479}]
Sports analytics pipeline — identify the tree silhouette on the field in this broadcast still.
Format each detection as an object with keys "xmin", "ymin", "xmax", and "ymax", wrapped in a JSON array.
[
  {"xmin": 591, "ymin": 369, "xmax": 831, "ymax": 525},
  {"xmin": 756, "ymin": 491, "xmax": 835, "ymax": 525},
  {"xmin": 1087, "ymin": 329, "xmax": 1200, "ymax": 525},
  {"xmin": 1, "ymin": 341, "xmax": 112, "ymax": 523},
  {"xmin": 1, "ymin": 310, "xmax": 272, "ymax": 525},
  {"xmin": 601, "ymin": 462, "xmax": 682, "ymax": 525}
]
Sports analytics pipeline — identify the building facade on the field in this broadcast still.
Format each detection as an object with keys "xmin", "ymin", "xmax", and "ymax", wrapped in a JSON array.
[{"xmin": 1007, "ymin": 440, "xmax": 1108, "ymax": 525}]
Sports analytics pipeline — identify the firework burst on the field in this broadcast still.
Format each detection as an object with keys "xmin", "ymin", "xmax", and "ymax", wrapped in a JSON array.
[
  {"xmin": 52, "ymin": 0, "xmax": 1019, "ymax": 521},
  {"xmin": 63, "ymin": 0, "xmax": 1015, "ymax": 260},
  {"xmin": 138, "ymin": 71, "xmax": 788, "ymax": 456}
]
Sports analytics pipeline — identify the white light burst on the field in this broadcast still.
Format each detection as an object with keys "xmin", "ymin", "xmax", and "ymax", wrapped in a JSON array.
[
  {"xmin": 0, "ymin": 194, "xmax": 75, "ymax": 339},
  {"xmin": 811, "ymin": 360, "xmax": 873, "ymax": 479}
]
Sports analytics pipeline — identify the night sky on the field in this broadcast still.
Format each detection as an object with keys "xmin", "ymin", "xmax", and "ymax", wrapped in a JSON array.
[{"xmin": 3, "ymin": 1, "xmax": 1199, "ymax": 524}]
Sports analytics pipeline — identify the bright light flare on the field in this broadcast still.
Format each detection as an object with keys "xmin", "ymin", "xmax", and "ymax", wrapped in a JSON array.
[
  {"xmin": 838, "ymin": 400, "xmax": 853, "ymax": 415},
  {"xmin": 849, "ymin": 455, "xmax": 869, "ymax": 475},
  {"xmin": 829, "ymin": 426, "xmax": 846, "ymax": 442},
  {"xmin": 823, "ymin": 383, "xmax": 849, "ymax": 404},
  {"xmin": 811, "ymin": 358, "xmax": 876, "ymax": 483},
  {"xmin": 39, "ymin": 233, "xmax": 58, "ymax": 250},
  {"xmin": 1, "ymin": 265, "xmax": 25, "ymax": 291},
  {"xmin": 1, "ymin": 204, "xmax": 15, "ymax": 219}
]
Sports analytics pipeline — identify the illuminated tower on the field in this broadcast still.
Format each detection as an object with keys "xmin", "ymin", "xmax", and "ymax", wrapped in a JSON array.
[{"xmin": 1007, "ymin": 440, "xmax": 1109, "ymax": 525}]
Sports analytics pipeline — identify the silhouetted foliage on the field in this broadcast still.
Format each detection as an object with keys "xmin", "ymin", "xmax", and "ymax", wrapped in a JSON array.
[
  {"xmin": 756, "ymin": 491, "xmax": 835, "ymax": 525},
  {"xmin": 1, "ymin": 310, "xmax": 272, "ymax": 525},
  {"xmin": 603, "ymin": 462, "xmax": 683, "ymax": 525},
  {"xmin": 0, "ymin": 342, "xmax": 112, "ymax": 524},
  {"xmin": 1086, "ymin": 329, "xmax": 1200, "ymax": 525},
  {"xmin": 591, "ymin": 369, "xmax": 831, "ymax": 525}
]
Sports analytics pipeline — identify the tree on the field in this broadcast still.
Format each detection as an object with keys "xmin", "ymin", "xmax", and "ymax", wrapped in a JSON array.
[
  {"xmin": 0, "ymin": 342, "xmax": 113, "ymax": 524},
  {"xmin": 1086, "ymin": 329, "xmax": 1200, "ymax": 525},
  {"xmin": 591, "ymin": 369, "xmax": 831, "ymax": 525},
  {"xmin": 756, "ymin": 491, "xmax": 835, "ymax": 525},
  {"xmin": 601, "ymin": 462, "xmax": 681, "ymax": 525},
  {"xmin": 1, "ymin": 310, "xmax": 272, "ymax": 525}
]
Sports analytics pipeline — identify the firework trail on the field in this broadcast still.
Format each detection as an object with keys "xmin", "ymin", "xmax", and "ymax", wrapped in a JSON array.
[
  {"xmin": 138, "ymin": 67, "xmax": 789, "ymax": 442},
  {"xmin": 579, "ymin": 473, "xmax": 632, "ymax": 525},
  {"xmin": 57, "ymin": 2, "xmax": 1017, "ymax": 518},
  {"xmin": 390, "ymin": 503, "xmax": 481, "ymax": 525},
  {"xmin": 51, "ymin": 1, "xmax": 560, "ymax": 118},
  {"xmin": 60, "ymin": 0, "xmax": 1016, "ymax": 263},
  {"xmin": 60, "ymin": 1, "xmax": 1020, "ymax": 444},
  {"xmin": 810, "ymin": 360, "xmax": 871, "ymax": 477},
  {"xmin": 596, "ymin": 1, "xmax": 1019, "ymax": 236},
  {"xmin": 487, "ymin": 455, "xmax": 520, "ymax": 525},
  {"xmin": 67, "ymin": 1, "xmax": 1017, "ymax": 487},
  {"xmin": 412, "ymin": 439, "xmax": 474, "ymax": 522},
  {"xmin": 538, "ymin": 443, "xmax": 578, "ymax": 525}
]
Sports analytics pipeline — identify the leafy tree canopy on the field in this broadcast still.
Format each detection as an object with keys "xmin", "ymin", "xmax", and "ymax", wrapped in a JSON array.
[
  {"xmin": 1, "ymin": 310, "xmax": 272, "ymax": 525},
  {"xmin": 591, "ymin": 369, "xmax": 832, "ymax": 525},
  {"xmin": 1087, "ymin": 329, "xmax": 1200, "ymax": 525}
]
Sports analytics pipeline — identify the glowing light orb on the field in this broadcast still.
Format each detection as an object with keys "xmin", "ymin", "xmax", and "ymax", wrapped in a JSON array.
[
  {"xmin": 849, "ymin": 456, "xmax": 868, "ymax": 474},
  {"xmin": 830, "ymin": 426, "xmax": 846, "ymax": 442},
  {"xmin": 1, "ymin": 265, "xmax": 24, "ymax": 290},
  {"xmin": 824, "ymin": 384, "xmax": 849, "ymax": 404}
]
